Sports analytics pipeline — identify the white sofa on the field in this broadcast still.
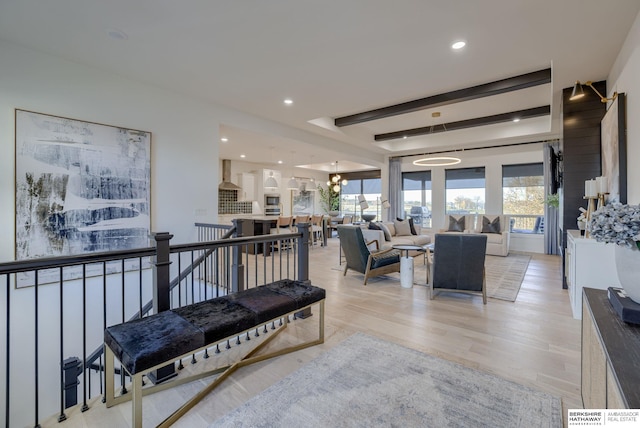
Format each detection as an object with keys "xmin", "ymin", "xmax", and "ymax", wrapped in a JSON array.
[
  {"xmin": 360, "ymin": 220, "xmax": 431, "ymax": 250},
  {"xmin": 440, "ymin": 214, "xmax": 510, "ymax": 257}
]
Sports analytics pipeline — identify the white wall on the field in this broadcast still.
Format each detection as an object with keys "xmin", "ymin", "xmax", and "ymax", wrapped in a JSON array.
[
  {"xmin": 0, "ymin": 39, "xmax": 220, "ymax": 257},
  {"xmin": 608, "ymin": 9, "xmax": 640, "ymax": 204}
]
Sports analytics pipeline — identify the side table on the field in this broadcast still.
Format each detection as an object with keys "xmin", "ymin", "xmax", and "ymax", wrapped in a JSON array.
[{"xmin": 392, "ymin": 244, "xmax": 427, "ymax": 288}]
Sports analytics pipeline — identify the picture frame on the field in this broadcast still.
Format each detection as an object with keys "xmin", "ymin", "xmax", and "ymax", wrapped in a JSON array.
[
  {"xmin": 15, "ymin": 110, "xmax": 152, "ymax": 286},
  {"xmin": 600, "ymin": 93, "xmax": 627, "ymax": 204},
  {"xmin": 291, "ymin": 186, "xmax": 314, "ymax": 215}
]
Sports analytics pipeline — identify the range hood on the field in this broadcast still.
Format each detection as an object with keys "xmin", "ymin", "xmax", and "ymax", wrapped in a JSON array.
[{"xmin": 218, "ymin": 159, "xmax": 242, "ymax": 191}]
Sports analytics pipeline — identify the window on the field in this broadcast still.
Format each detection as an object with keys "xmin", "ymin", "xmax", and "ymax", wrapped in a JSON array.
[
  {"xmin": 445, "ymin": 168, "xmax": 485, "ymax": 215},
  {"xmin": 402, "ymin": 171, "xmax": 432, "ymax": 227},
  {"xmin": 340, "ymin": 177, "xmax": 381, "ymax": 220},
  {"xmin": 503, "ymin": 163, "xmax": 544, "ymax": 233}
]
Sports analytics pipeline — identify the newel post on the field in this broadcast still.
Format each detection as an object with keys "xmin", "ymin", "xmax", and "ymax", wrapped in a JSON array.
[
  {"xmin": 151, "ymin": 232, "xmax": 173, "ymax": 314},
  {"xmin": 296, "ymin": 223, "xmax": 310, "ymax": 283},
  {"xmin": 232, "ymin": 219, "xmax": 249, "ymax": 292},
  {"xmin": 149, "ymin": 232, "xmax": 177, "ymax": 384},
  {"xmin": 295, "ymin": 223, "xmax": 313, "ymax": 319}
]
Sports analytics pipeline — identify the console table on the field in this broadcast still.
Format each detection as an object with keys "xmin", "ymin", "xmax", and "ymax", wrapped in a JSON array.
[
  {"xmin": 566, "ymin": 230, "xmax": 620, "ymax": 319},
  {"xmin": 582, "ymin": 288, "xmax": 640, "ymax": 409}
]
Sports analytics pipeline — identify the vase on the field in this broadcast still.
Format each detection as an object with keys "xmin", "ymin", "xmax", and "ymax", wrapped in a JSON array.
[{"xmin": 614, "ymin": 244, "xmax": 640, "ymax": 303}]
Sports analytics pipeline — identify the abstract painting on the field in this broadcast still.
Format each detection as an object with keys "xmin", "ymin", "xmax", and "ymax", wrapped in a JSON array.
[
  {"xmin": 15, "ymin": 110, "xmax": 151, "ymax": 284},
  {"xmin": 600, "ymin": 93, "xmax": 627, "ymax": 204},
  {"xmin": 291, "ymin": 187, "xmax": 314, "ymax": 215}
]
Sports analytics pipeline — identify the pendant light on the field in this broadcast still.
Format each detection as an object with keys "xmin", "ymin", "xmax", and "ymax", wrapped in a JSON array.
[
  {"xmin": 264, "ymin": 146, "xmax": 279, "ymax": 188},
  {"xmin": 328, "ymin": 161, "xmax": 347, "ymax": 193},
  {"xmin": 287, "ymin": 151, "xmax": 299, "ymax": 190},
  {"xmin": 307, "ymin": 155, "xmax": 317, "ymax": 190}
]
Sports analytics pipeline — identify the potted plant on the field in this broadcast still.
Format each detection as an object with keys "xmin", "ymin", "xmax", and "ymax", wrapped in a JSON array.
[
  {"xmin": 317, "ymin": 184, "xmax": 340, "ymax": 216},
  {"xmin": 545, "ymin": 193, "xmax": 559, "ymax": 208}
]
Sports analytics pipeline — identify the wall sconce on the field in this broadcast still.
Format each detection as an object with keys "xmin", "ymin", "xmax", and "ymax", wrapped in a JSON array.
[{"xmin": 570, "ymin": 81, "xmax": 618, "ymax": 103}]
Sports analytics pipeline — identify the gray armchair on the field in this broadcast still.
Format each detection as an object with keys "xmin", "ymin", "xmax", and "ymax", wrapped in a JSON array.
[
  {"xmin": 428, "ymin": 233, "xmax": 488, "ymax": 304},
  {"xmin": 337, "ymin": 225, "xmax": 401, "ymax": 285}
]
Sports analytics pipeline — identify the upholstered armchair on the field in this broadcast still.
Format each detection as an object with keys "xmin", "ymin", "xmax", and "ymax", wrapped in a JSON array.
[
  {"xmin": 473, "ymin": 214, "xmax": 511, "ymax": 257},
  {"xmin": 428, "ymin": 233, "xmax": 488, "ymax": 304},
  {"xmin": 337, "ymin": 225, "xmax": 401, "ymax": 285}
]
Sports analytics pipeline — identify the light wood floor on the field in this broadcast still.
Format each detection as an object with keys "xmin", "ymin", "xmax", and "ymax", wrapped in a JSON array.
[{"xmin": 47, "ymin": 237, "xmax": 582, "ymax": 427}]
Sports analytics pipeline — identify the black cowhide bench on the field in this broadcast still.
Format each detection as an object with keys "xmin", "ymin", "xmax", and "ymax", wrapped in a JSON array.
[{"xmin": 104, "ymin": 279, "xmax": 325, "ymax": 427}]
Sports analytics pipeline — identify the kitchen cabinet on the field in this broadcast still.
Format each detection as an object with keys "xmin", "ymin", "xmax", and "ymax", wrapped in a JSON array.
[{"xmin": 237, "ymin": 172, "xmax": 255, "ymax": 201}]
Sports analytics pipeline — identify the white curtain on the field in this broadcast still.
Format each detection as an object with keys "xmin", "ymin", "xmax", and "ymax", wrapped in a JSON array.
[{"xmin": 388, "ymin": 158, "xmax": 402, "ymax": 220}]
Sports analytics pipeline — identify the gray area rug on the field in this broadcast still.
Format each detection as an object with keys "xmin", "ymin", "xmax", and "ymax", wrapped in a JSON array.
[
  {"xmin": 212, "ymin": 333, "xmax": 561, "ymax": 427},
  {"xmin": 334, "ymin": 253, "xmax": 530, "ymax": 302}
]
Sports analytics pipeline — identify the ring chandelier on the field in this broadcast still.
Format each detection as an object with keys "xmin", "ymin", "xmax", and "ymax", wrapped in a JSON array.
[{"xmin": 412, "ymin": 156, "xmax": 461, "ymax": 167}]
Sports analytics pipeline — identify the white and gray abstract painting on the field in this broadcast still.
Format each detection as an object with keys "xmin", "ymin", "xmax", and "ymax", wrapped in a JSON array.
[{"xmin": 15, "ymin": 110, "xmax": 151, "ymax": 261}]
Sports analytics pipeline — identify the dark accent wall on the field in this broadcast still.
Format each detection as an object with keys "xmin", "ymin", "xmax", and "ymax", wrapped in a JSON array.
[{"xmin": 561, "ymin": 80, "xmax": 607, "ymax": 287}]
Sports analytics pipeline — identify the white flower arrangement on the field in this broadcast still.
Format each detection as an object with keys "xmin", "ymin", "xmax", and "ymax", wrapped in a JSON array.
[{"xmin": 588, "ymin": 202, "xmax": 640, "ymax": 249}]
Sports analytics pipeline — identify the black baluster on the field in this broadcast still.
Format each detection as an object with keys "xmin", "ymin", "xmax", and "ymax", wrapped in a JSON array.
[
  {"xmin": 226, "ymin": 340, "xmax": 231, "ymax": 349},
  {"xmin": 215, "ymin": 344, "xmax": 221, "ymax": 354},
  {"xmin": 191, "ymin": 354, "xmax": 197, "ymax": 365},
  {"xmin": 203, "ymin": 349, "xmax": 210, "ymax": 359}
]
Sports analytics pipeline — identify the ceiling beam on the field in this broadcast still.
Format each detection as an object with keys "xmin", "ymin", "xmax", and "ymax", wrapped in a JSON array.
[
  {"xmin": 334, "ymin": 68, "xmax": 551, "ymax": 127},
  {"xmin": 374, "ymin": 105, "xmax": 551, "ymax": 142}
]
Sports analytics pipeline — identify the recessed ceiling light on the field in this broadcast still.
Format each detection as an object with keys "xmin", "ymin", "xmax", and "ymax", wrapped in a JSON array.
[
  {"xmin": 284, "ymin": 99, "xmax": 293, "ymax": 105},
  {"xmin": 277, "ymin": 160, "xmax": 283, "ymax": 164},
  {"xmin": 451, "ymin": 41, "xmax": 466, "ymax": 50},
  {"xmin": 403, "ymin": 136, "xmax": 407, "ymax": 139},
  {"xmin": 513, "ymin": 118, "xmax": 520, "ymax": 123},
  {"xmin": 107, "ymin": 29, "xmax": 128, "ymax": 41},
  {"xmin": 220, "ymin": 137, "xmax": 228, "ymax": 142},
  {"xmin": 240, "ymin": 154, "xmax": 246, "ymax": 158}
]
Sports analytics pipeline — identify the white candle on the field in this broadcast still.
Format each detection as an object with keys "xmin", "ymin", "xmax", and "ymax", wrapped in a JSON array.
[
  {"xmin": 585, "ymin": 179, "xmax": 597, "ymax": 197},
  {"xmin": 596, "ymin": 176, "xmax": 607, "ymax": 194}
]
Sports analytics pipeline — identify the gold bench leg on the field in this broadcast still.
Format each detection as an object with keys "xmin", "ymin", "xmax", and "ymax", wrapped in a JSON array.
[
  {"xmin": 132, "ymin": 373, "xmax": 143, "ymax": 428},
  {"xmin": 105, "ymin": 345, "xmax": 115, "ymax": 407}
]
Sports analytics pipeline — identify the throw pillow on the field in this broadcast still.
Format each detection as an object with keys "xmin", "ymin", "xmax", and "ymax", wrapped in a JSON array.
[
  {"xmin": 368, "ymin": 222, "xmax": 382, "ymax": 231},
  {"xmin": 481, "ymin": 216, "xmax": 501, "ymax": 234},
  {"xmin": 397, "ymin": 217, "xmax": 417, "ymax": 235},
  {"xmin": 408, "ymin": 218, "xmax": 417, "ymax": 235},
  {"xmin": 394, "ymin": 219, "xmax": 412, "ymax": 236},
  {"xmin": 447, "ymin": 216, "xmax": 465, "ymax": 232},
  {"xmin": 378, "ymin": 222, "xmax": 392, "ymax": 241}
]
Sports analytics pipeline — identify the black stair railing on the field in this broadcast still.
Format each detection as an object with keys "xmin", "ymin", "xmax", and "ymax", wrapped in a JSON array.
[{"xmin": 0, "ymin": 222, "xmax": 310, "ymax": 427}]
